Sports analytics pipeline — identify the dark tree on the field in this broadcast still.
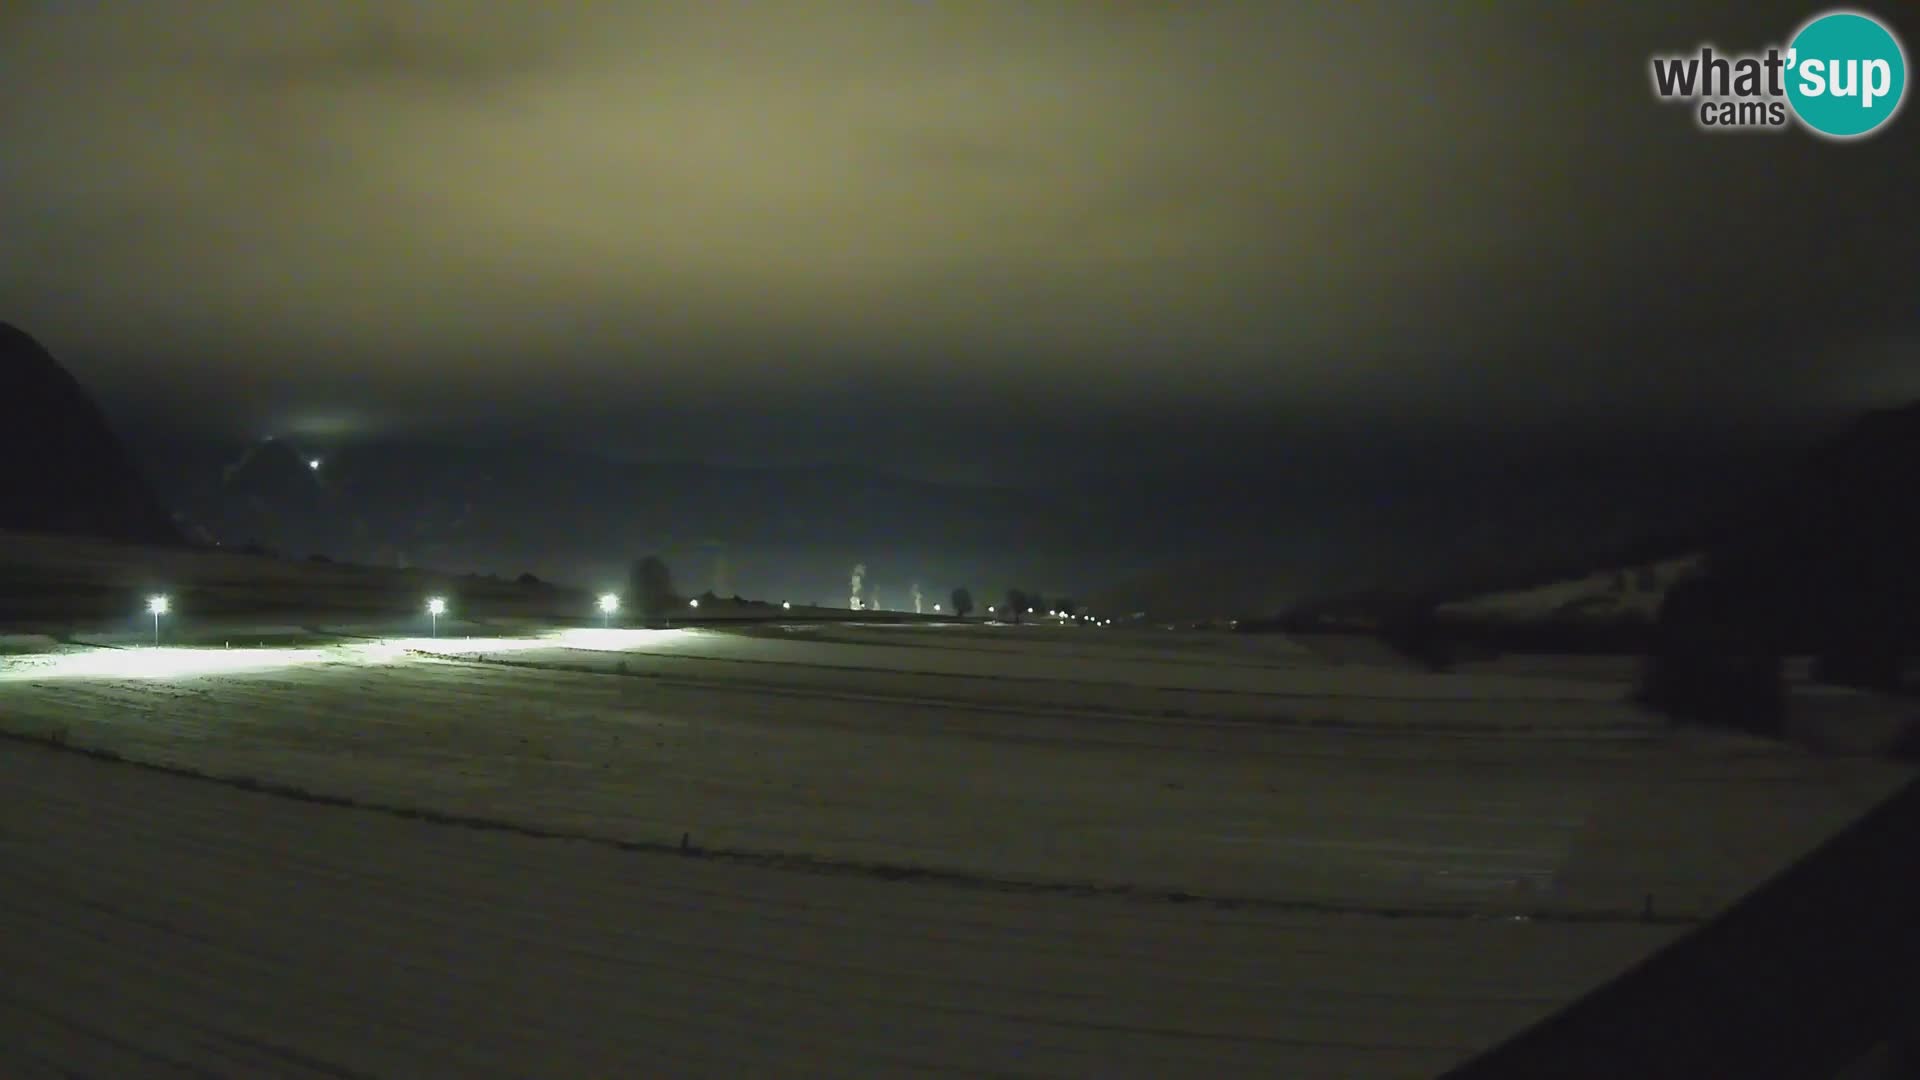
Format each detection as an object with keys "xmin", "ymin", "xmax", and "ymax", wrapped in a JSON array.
[
  {"xmin": 1638, "ymin": 571, "xmax": 1785, "ymax": 736},
  {"xmin": 1004, "ymin": 589, "xmax": 1027, "ymax": 624},
  {"xmin": 950, "ymin": 587, "xmax": 974, "ymax": 619},
  {"xmin": 629, "ymin": 556, "xmax": 675, "ymax": 620},
  {"xmin": 516, "ymin": 571, "xmax": 541, "ymax": 586}
]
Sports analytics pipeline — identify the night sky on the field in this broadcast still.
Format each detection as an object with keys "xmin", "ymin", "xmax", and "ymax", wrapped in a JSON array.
[{"xmin": 3, "ymin": 1, "xmax": 1916, "ymax": 489}]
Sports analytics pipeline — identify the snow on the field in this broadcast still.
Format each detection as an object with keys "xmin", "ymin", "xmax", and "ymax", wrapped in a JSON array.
[
  {"xmin": 0, "ymin": 622, "xmax": 1911, "ymax": 1076},
  {"xmin": 1437, "ymin": 556, "xmax": 1702, "ymax": 623}
]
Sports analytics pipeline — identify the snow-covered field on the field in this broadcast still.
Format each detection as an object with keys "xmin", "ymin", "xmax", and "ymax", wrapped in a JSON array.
[{"xmin": 1, "ymin": 621, "xmax": 1910, "ymax": 1077}]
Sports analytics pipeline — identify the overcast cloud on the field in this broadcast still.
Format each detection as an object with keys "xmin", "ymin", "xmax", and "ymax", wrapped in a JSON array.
[{"xmin": 2, "ymin": 1, "xmax": 1915, "ymax": 469}]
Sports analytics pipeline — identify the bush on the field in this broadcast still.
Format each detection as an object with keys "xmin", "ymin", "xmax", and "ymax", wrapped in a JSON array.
[{"xmin": 517, "ymin": 572, "xmax": 541, "ymax": 586}]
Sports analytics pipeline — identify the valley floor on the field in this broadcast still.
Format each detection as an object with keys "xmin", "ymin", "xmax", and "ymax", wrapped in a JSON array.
[{"xmin": 1, "ymin": 622, "xmax": 1909, "ymax": 1076}]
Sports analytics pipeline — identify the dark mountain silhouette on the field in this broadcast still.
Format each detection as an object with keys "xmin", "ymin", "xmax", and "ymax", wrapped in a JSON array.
[
  {"xmin": 1254, "ymin": 402, "xmax": 1920, "ymax": 685},
  {"xmin": 0, "ymin": 322, "xmax": 181, "ymax": 545},
  {"xmin": 137, "ymin": 437, "xmax": 1087, "ymax": 600},
  {"xmin": 1097, "ymin": 438, "xmax": 1782, "ymax": 622}
]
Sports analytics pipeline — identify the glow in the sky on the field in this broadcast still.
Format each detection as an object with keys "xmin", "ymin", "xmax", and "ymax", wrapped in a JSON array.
[{"xmin": 0, "ymin": 3, "xmax": 1910, "ymax": 458}]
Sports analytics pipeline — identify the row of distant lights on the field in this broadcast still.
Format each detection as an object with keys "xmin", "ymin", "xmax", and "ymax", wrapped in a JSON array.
[
  {"xmin": 141, "ymin": 591, "xmax": 798, "ymax": 629},
  {"xmin": 982, "ymin": 604, "xmax": 1114, "ymax": 626},
  {"xmin": 140, "ymin": 593, "xmax": 1106, "ymax": 640}
]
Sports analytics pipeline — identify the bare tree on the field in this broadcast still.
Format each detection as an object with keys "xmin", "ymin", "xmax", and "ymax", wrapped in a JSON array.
[{"xmin": 630, "ymin": 555, "xmax": 674, "ymax": 620}]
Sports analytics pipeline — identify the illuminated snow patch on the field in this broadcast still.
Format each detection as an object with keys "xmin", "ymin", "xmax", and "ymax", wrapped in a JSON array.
[
  {"xmin": 361, "ymin": 636, "xmax": 557, "ymax": 657},
  {"xmin": 0, "ymin": 645, "xmax": 335, "ymax": 681},
  {"xmin": 0, "ymin": 627, "xmax": 703, "ymax": 683},
  {"xmin": 356, "ymin": 629, "xmax": 695, "ymax": 657},
  {"xmin": 542, "ymin": 628, "xmax": 695, "ymax": 651}
]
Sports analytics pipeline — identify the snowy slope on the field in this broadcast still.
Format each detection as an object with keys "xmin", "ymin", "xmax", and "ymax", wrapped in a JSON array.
[{"xmin": 1437, "ymin": 556, "xmax": 1702, "ymax": 624}]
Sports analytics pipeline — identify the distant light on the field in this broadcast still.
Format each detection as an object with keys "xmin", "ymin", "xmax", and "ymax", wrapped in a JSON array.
[
  {"xmin": 308, "ymin": 459, "xmax": 321, "ymax": 471},
  {"xmin": 147, "ymin": 595, "xmax": 170, "ymax": 616},
  {"xmin": 426, "ymin": 597, "xmax": 447, "ymax": 616},
  {"xmin": 987, "ymin": 606, "xmax": 995, "ymax": 613},
  {"xmin": 933, "ymin": 603, "xmax": 941, "ymax": 612},
  {"xmin": 782, "ymin": 601, "xmax": 792, "ymax": 610},
  {"xmin": 598, "ymin": 593, "xmax": 620, "ymax": 614},
  {"xmin": 1027, "ymin": 607, "xmax": 1035, "ymax": 614},
  {"xmin": 688, "ymin": 598, "xmax": 700, "ymax": 609}
]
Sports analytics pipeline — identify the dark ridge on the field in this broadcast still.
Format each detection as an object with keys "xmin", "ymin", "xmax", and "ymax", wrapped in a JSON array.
[{"xmin": 0, "ymin": 322, "xmax": 182, "ymax": 545}]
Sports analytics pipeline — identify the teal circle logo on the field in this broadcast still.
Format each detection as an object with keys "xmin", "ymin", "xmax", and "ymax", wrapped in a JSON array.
[{"xmin": 1785, "ymin": 10, "xmax": 1907, "ymax": 138}]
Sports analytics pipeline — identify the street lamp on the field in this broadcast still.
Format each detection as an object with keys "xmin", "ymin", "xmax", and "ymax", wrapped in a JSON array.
[
  {"xmin": 147, "ymin": 594, "xmax": 169, "ymax": 646},
  {"xmin": 598, "ymin": 592, "xmax": 619, "ymax": 628},
  {"xmin": 427, "ymin": 596, "xmax": 447, "ymax": 637},
  {"xmin": 688, "ymin": 598, "xmax": 700, "ymax": 609},
  {"xmin": 782, "ymin": 601, "xmax": 792, "ymax": 610}
]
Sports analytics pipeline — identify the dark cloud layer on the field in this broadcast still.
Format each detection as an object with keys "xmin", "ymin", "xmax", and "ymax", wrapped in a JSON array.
[{"xmin": 2, "ymin": 1, "xmax": 1915, "ymax": 477}]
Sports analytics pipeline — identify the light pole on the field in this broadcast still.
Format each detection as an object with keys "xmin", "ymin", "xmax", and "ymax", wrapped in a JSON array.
[
  {"xmin": 598, "ymin": 593, "xmax": 619, "ymax": 628},
  {"xmin": 427, "ymin": 596, "xmax": 447, "ymax": 637},
  {"xmin": 147, "ymin": 595, "xmax": 169, "ymax": 646}
]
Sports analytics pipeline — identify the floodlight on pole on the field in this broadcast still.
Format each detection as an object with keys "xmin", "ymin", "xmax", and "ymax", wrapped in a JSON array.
[
  {"xmin": 427, "ymin": 596, "xmax": 447, "ymax": 637},
  {"xmin": 147, "ymin": 594, "xmax": 169, "ymax": 645},
  {"xmin": 598, "ymin": 592, "xmax": 619, "ymax": 627}
]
